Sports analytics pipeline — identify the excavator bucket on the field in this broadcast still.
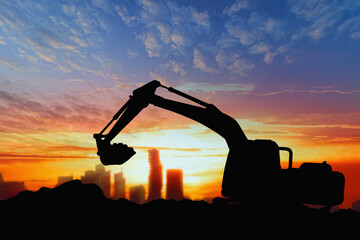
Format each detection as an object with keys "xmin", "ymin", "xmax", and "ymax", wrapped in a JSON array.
[{"xmin": 94, "ymin": 135, "xmax": 136, "ymax": 165}]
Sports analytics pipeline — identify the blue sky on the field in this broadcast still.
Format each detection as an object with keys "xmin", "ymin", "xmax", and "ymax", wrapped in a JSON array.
[{"xmin": 1, "ymin": 0, "xmax": 359, "ymax": 93}]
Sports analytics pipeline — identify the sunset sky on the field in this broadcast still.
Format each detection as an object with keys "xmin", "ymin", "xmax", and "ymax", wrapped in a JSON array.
[{"xmin": 0, "ymin": 0, "xmax": 359, "ymax": 207}]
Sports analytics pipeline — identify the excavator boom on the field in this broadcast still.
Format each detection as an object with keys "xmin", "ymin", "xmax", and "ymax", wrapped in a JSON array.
[{"xmin": 94, "ymin": 80, "xmax": 247, "ymax": 166}]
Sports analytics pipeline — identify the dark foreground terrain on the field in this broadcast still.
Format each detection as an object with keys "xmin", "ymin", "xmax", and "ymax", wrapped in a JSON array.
[{"xmin": 1, "ymin": 180, "xmax": 359, "ymax": 235}]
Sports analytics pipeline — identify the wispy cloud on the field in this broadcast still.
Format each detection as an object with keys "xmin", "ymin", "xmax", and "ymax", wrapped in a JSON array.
[
  {"xmin": 127, "ymin": 49, "xmax": 139, "ymax": 59},
  {"xmin": 223, "ymin": 0, "xmax": 250, "ymax": 15},
  {"xmin": 176, "ymin": 82, "xmax": 254, "ymax": 93},
  {"xmin": 288, "ymin": 0, "xmax": 360, "ymax": 41},
  {"xmin": 117, "ymin": 0, "xmax": 212, "ymax": 58},
  {"xmin": 0, "ymin": 88, "xmax": 113, "ymax": 134},
  {"xmin": 115, "ymin": 4, "xmax": 138, "ymax": 26},
  {"xmin": 163, "ymin": 61, "xmax": 186, "ymax": 76},
  {"xmin": 0, "ymin": 0, "xmax": 115, "ymax": 80},
  {"xmin": 190, "ymin": 6, "xmax": 211, "ymax": 30},
  {"xmin": 0, "ymin": 152, "xmax": 97, "ymax": 162},
  {"xmin": 193, "ymin": 48, "xmax": 218, "ymax": 74},
  {"xmin": 215, "ymin": 51, "xmax": 254, "ymax": 76},
  {"xmin": 248, "ymin": 88, "xmax": 360, "ymax": 97},
  {"xmin": 0, "ymin": 59, "xmax": 26, "ymax": 72},
  {"xmin": 337, "ymin": 16, "xmax": 360, "ymax": 39},
  {"xmin": 139, "ymin": 31, "xmax": 163, "ymax": 58},
  {"xmin": 0, "ymin": 36, "xmax": 6, "ymax": 45}
]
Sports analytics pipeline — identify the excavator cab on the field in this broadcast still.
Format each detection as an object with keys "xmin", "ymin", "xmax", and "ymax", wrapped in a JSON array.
[{"xmin": 221, "ymin": 139, "xmax": 292, "ymax": 202}]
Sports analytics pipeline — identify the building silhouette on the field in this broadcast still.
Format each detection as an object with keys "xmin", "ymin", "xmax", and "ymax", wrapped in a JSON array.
[
  {"xmin": 0, "ymin": 173, "xmax": 26, "ymax": 200},
  {"xmin": 114, "ymin": 170, "xmax": 126, "ymax": 199},
  {"xmin": 147, "ymin": 149, "xmax": 163, "ymax": 201},
  {"xmin": 166, "ymin": 169, "xmax": 183, "ymax": 201},
  {"xmin": 81, "ymin": 164, "xmax": 111, "ymax": 198},
  {"xmin": 130, "ymin": 185, "xmax": 145, "ymax": 204}
]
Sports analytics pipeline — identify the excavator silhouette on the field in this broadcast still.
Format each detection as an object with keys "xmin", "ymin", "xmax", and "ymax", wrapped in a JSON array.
[{"xmin": 94, "ymin": 80, "xmax": 344, "ymax": 207}]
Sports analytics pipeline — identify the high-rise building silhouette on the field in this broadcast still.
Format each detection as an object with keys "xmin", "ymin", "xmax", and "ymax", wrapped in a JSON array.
[
  {"xmin": 114, "ymin": 170, "xmax": 126, "ymax": 199},
  {"xmin": 130, "ymin": 185, "xmax": 145, "ymax": 204},
  {"xmin": 166, "ymin": 169, "xmax": 183, "ymax": 201},
  {"xmin": 81, "ymin": 164, "xmax": 111, "ymax": 198},
  {"xmin": 147, "ymin": 149, "xmax": 163, "ymax": 201}
]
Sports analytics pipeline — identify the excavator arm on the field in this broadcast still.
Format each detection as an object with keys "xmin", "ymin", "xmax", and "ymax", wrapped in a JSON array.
[{"xmin": 93, "ymin": 80, "xmax": 247, "ymax": 165}]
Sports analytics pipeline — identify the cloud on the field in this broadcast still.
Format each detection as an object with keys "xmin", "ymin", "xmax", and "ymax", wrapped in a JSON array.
[
  {"xmin": 227, "ymin": 58, "xmax": 255, "ymax": 75},
  {"xmin": 0, "ymin": 59, "xmax": 26, "ymax": 72},
  {"xmin": 156, "ymin": 22, "xmax": 172, "ymax": 44},
  {"xmin": 337, "ymin": 16, "xmax": 360, "ymax": 39},
  {"xmin": 225, "ymin": 11, "xmax": 287, "ymax": 47},
  {"xmin": 140, "ymin": 32, "xmax": 162, "ymax": 57},
  {"xmin": 0, "ymin": 36, "xmax": 6, "ymax": 45},
  {"xmin": 229, "ymin": 86, "xmax": 360, "ymax": 131},
  {"xmin": 0, "ymin": 1, "xmax": 28, "ymax": 32},
  {"xmin": 117, "ymin": 0, "xmax": 213, "ymax": 58},
  {"xmin": 171, "ymin": 32, "xmax": 186, "ymax": 49},
  {"xmin": 288, "ymin": 0, "xmax": 360, "ymax": 41},
  {"xmin": 190, "ymin": 7, "xmax": 210, "ymax": 29},
  {"xmin": 215, "ymin": 51, "xmax": 254, "ymax": 76},
  {"xmin": 248, "ymin": 88, "xmax": 360, "ymax": 97},
  {"xmin": 115, "ymin": 4, "xmax": 138, "ymax": 26},
  {"xmin": 193, "ymin": 48, "xmax": 217, "ymax": 73},
  {"xmin": 35, "ymin": 29, "xmax": 77, "ymax": 51},
  {"xmin": 0, "ymin": 0, "xmax": 117, "ymax": 79},
  {"xmin": 115, "ymin": 81, "xmax": 132, "ymax": 89},
  {"xmin": 264, "ymin": 51, "xmax": 277, "ymax": 65},
  {"xmin": 351, "ymin": 31, "xmax": 360, "ymax": 39},
  {"xmin": 62, "ymin": 3, "xmax": 76, "ymax": 15},
  {"xmin": 137, "ymin": 0, "xmax": 163, "ymax": 15},
  {"xmin": 223, "ymin": 0, "xmax": 250, "ymax": 15},
  {"xmin": 225, "ymin": 23, "xmax": 256, "ymax": 46},
  {"xmin": 0, "ymin": 88, "xmax": 114, "ymax": 134},
  {"xmin": 161, "ymin": 60, "xmax": 186, "ymax": 76},
  {"xmin": 176, "ymin": 82, "xmax": 254, "ymax": 93},
  {"xmin": 0, "ymin": 152, "xmax": 96, "ymax": 162},
  {"xmin": 0, "ymin": 142, "xmax": 98, "ymax": 164},
  {"xmin": 127, "ymin": 49, "xmax": 139, "ymax": 59},
  {"xmin": 148, "ymin": 72, "xmax": 169, "ymax": 86},
  {"xmin": 221, "ymin": 10, "xmax": 287, "ymax": 65},
  {"xmin": 250, "ymin": 42, "xmax": 270, "ymax": 54}
]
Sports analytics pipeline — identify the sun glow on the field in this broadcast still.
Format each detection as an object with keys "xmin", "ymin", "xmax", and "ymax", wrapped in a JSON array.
[{"xmin": 108, "ymin": 123, "xmax": 229, "ymax": 198}]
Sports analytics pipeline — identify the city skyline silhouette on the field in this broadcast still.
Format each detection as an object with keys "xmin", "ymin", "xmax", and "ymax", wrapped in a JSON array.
[{"xmin": 49, "ymin": 148, "xmax": 184, "ymax": 203}]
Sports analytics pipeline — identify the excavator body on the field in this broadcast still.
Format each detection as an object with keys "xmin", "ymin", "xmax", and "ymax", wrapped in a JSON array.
[{"xmin": 94, "ymin": 80, "xmax": 345, "ymax": 207}]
